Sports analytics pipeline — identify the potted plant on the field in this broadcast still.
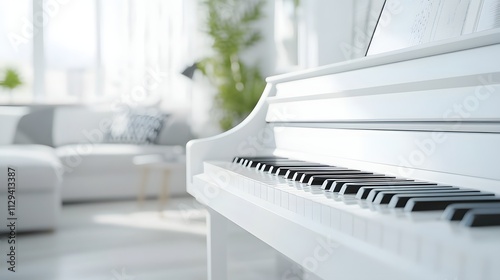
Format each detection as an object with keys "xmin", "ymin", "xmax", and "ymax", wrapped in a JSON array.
[
  {"xmin": 197, "ymin": 0, "xmax": 267, "ymax": 131},
  {"xmin": 0, "ymin": 68, "xmax": 23, "ymax": 102}
]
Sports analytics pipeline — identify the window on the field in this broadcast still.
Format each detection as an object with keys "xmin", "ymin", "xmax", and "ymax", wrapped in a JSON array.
[
  {"xmin": 0, "ymin": 0, "xmax": 199, "ymax": 107},
  {"xmin": 0, "ymin": 0, "xmax": 33, "ymax": 103},
  {"xmin": 45, "ymin": 0, "xmax": 96, "ymax": 103}
]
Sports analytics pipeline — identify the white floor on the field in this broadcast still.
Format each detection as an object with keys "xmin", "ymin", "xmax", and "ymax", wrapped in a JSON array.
[{"xmin": 0, "ymin": 197, "xmax": 280, "ymax": 280}]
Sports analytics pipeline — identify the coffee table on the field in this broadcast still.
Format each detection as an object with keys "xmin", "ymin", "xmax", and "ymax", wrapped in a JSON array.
[{"xmin": 133, "ymin": 153, "xmax": 185, "ymax": 210}]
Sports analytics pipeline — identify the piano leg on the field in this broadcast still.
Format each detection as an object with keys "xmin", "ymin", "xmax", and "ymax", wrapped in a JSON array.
[{"xmin": 207, "ymin": 208, "xmax": 228, "ymax": 280}]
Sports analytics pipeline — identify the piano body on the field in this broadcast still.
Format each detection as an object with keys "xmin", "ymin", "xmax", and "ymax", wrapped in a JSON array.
[{"xmin": 187, "ymin": 29, "xmax": 500, "ymax": 280}]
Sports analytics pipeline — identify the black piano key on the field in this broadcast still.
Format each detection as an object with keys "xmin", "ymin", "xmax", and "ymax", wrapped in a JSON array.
[
  {"xmin": 389, "ymin": 190, "xmax": 493, "ymax": 211},
  {"xmin": 345, "ymin": 182, "xmax": 434, "ymax": 197},
  {"xmin": 308, "ymin": 174, "xmax": 390, "ymax": 186},
  {"xmin": 257, "ymin": 161, "xmax": 310, "ymax": 171},
  {"xmin": 324, "ymin": 179, "xmax": 395, "ymax": 191},
  {"xmin": 239, "ymin": 156, "xmax": 285, "ymax": 160},
  {"xmin": 461, "ymin": 208, "xmax": 500, "ymax": 227},
  {"xmin": 236, "ymin": 156, "xmax": 285, "ymax": 165},
  {"xmin": 246, "ymin": 159, "xmax": 283, "ymax": 168},
  {"xmin": 323, "ymin": 177, "xmax": 400, "ymax": 191},
  {"xmin": 371, "ymin": 188, "xmax": 462, "ymax": 204},
  {"xmin": 335, "ymin": 180, "xmax": 420, "ymax": 194},
  {"xmin": 275, "ymin": 166, "xmax": 345, "ymax": 176},
  {"xmin": 331, "ymin": 178, "xmax": 408, "ymax": 192},
  {"xmin": 254, "ymin": 160, "xmax": 308, "ymax": 169},
  {"xmin": 265, "ymin": 162, "xmax": 329, "ymax": 173},
  {"xmin": 402, "ymin": 195, "xmax": 499, "ymax": 212},
  {"xmin": 442, "ymin": 202, "xmax": 500, "ymax": 221},
  {"xmin": 233, "ymin": 156, "xmax": 260, "ymax": 163},
  {"xmin": 297, "ymin": 171, "xmax": 371, "ymax": 183},
  {"xmin": 284, "ymin": 167, "xmax": 344, "ymax": 179},
  {"xmin": 356, "ymin": 182, "xmax": 442, "ymax": 199},
  {"xmin": 328, "ymin": 176, "xmax": 411, "ymax": 191}
]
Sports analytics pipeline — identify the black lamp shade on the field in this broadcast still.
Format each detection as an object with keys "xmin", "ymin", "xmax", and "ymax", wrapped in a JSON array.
[{"xmin": 181, "ymin": 63, "xmax": 198, "ymax": 79}]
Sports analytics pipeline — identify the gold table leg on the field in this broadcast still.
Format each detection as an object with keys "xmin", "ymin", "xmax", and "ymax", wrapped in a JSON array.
[
  {"xmin": 159, "ymin": 169, "xmax": 170, "ymax": 211},
  {"xmin": 138, "ymin": 167, "xmax": 149, "ymax": 206}
]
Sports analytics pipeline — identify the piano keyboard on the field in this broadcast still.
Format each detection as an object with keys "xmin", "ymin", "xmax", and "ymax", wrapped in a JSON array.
[
  {"xmin": 197, "ymin": 158, "xmax": 500, "ymax": 280},
  {"xmin": 232, "ymin": 156, "xmax": 500, "ymax": 227}
]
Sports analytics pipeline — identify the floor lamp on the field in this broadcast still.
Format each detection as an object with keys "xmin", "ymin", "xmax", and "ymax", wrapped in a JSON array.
[{"xmin": 181, "ymin": 63, "xmax": 198, "ymax": 126}]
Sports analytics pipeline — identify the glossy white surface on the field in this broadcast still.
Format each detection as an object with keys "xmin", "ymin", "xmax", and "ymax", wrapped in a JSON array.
[
  {"xmin": 194, "ymin": 162, "xmax": 500, "ymax": 280},
  {"xmin": 187, "ymin": 30, "xmax": 500, "ymax": 280}
]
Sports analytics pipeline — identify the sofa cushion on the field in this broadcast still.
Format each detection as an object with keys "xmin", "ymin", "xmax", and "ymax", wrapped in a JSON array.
[
  {"xmin": 105, "ymin": 110, "xmax": 166, "ymax": 144},
  {"xmin": 53, "ymin": 106, "xmax": 114, "ymax": 146},
  {"xmin": 56, "ymin": 144, "xmax": 184, "ymax": 174},
  {"xmin": 0, "ymin": 145, "xmax": 62, "ymax": 193}
]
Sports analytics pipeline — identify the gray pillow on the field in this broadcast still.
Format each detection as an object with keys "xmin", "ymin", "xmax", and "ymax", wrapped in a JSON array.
[{"xmin": 105, "ymin": 110, "xmax": 167, "ymax": 145}]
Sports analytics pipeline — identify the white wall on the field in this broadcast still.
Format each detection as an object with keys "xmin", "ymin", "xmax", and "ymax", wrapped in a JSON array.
[
  {"xmin": 297, "ymin": 0, "xmax": 385, "ymax": 68},
  {"xmin": 298, "ymin": 0, "xmax": 353, "ymax": 68}
]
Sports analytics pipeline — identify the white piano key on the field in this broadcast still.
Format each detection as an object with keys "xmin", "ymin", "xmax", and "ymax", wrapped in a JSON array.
[
  {"xmin": 202, "ymin": 161, "xmax": 500, "ymax": 280},
  {"xmin": 249, "ymin": 181, "xmax": 255, "ymax": 194},
  {"xmin": 440, "ymin": 247, "xmax": 463, "ymax": 279},
  {"xmin": 281, "ymin": 191, "xmax": 289, "ymax": 209},
  {"xmin": 321, "ymin": 204, "xmax": 331, "ymax": 227},
  {"xmin": 289, "ymin": 193, "xmax": 297, "ymax": 213},
  {"xmin": 255, "ymin": 182, "xmax": 261, "ymax": 197},
  {"xmin": 330, "ymin": 207, "xmax": 341, "ymax": 230},
  {"xmin": 275, "ymin": 189, "xmax": 282, "ymax": 206},
  {"xmin": 312, "ymin": 201, "xmax": 322, "ymax": 223},
  {"xmin": 340, "ymin": 212, "xmax": 353, "ymax": 235},
  {"xmin": 382, "ymin": 225, "xmax": 400, "ymax": 254},
  {"xmin": 420, "ymin": 239, "xmax": 440, "ymax": 271},
  {"xmin": 304, "ymin": 198, "xmax": 313, "ymax": 220},
  {"xmin": 399, "ymin": 232, "xmax": 419, "ymax": 262},
  {"xmin": 267, "ymin": 187, "xmax": 275, "ymax": 204},
  {"xmin": 244, "ymin": 179, "xmax": 250, "ymax": 194},
  {"xmin": 261, "ymin": 185, "xmax": 268, "ymax": 200},
  {"xmin": 238, "ymin": 176, "xmax": 243, "ymax": 191},
  {"xmin": 353, "ymin": 217, "xmax": 366, "ymax": 241},
  {"xmin": 366, "ymin": 219, "xmax": 383, "ymax": 247},
  {"xmin": 296, "ymin": 196, "xmax": 305, "ymax": 216},
  {"xmin": 463, "ymin": 255, "xmax": 487, "ymax": 280},
  {"xmin": 486, "ymin": 256, "xmax": 500, "ymax": 280}
]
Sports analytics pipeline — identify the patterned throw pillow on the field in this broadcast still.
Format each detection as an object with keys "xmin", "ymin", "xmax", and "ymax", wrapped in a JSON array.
[{"xmin": 105, "ymin": 110, "xmax": 166, "ymax": 144}]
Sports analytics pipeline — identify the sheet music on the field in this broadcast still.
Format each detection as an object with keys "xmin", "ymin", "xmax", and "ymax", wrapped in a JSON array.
[
  {"xmin": 476, "ymin": 0, "xmax": 500, "ymax": 31},
  {"xmin": 367, "ymin": 0, "xmax": 473, "ymax": 55},
  {"xmin": 431, "ymin": 0, "xmax": 471, "ymax": 40}
]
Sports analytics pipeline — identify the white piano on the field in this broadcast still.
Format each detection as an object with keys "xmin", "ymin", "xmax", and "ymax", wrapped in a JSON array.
[{"xmin": 187, "ymin": 29, "xmax": 500, "ymax": 280}]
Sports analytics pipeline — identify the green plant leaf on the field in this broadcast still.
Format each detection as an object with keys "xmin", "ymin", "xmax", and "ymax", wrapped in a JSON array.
[
  {"xmin": 0, "ymin": 68, "xmax": 22, "ymax": 90},
  {"xmin": 200, "ymin": 0, "xmax": 267, "ymax": 130}
]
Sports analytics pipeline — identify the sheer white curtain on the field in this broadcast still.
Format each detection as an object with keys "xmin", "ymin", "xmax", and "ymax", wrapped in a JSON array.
[
  {"xmin": 0, "ymin": 0, "xmax": 199, "ymax": 105},
  {"xmin": 99, "ymin": 0, "xmax": 198, "ymax": 110}
]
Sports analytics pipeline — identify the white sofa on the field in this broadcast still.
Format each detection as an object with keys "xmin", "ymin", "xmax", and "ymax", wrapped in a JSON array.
[
  {"xmin": 0, "ymin": 107, "xmax": 61, "ymax": 232},
  {"xmin": 0, "ymin": 145, "xmax": 62, "ymax": 232},
  {"xmin": 9, "ymin": 105, "xmax": 192, "ymax": 203},
  {"xmin": 52, "ymin": 106, "xmax": 191, "ymax": 202},
  {"xmin": 0, "ymin": 105, "xmax": 190, "ymax": 232}
]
